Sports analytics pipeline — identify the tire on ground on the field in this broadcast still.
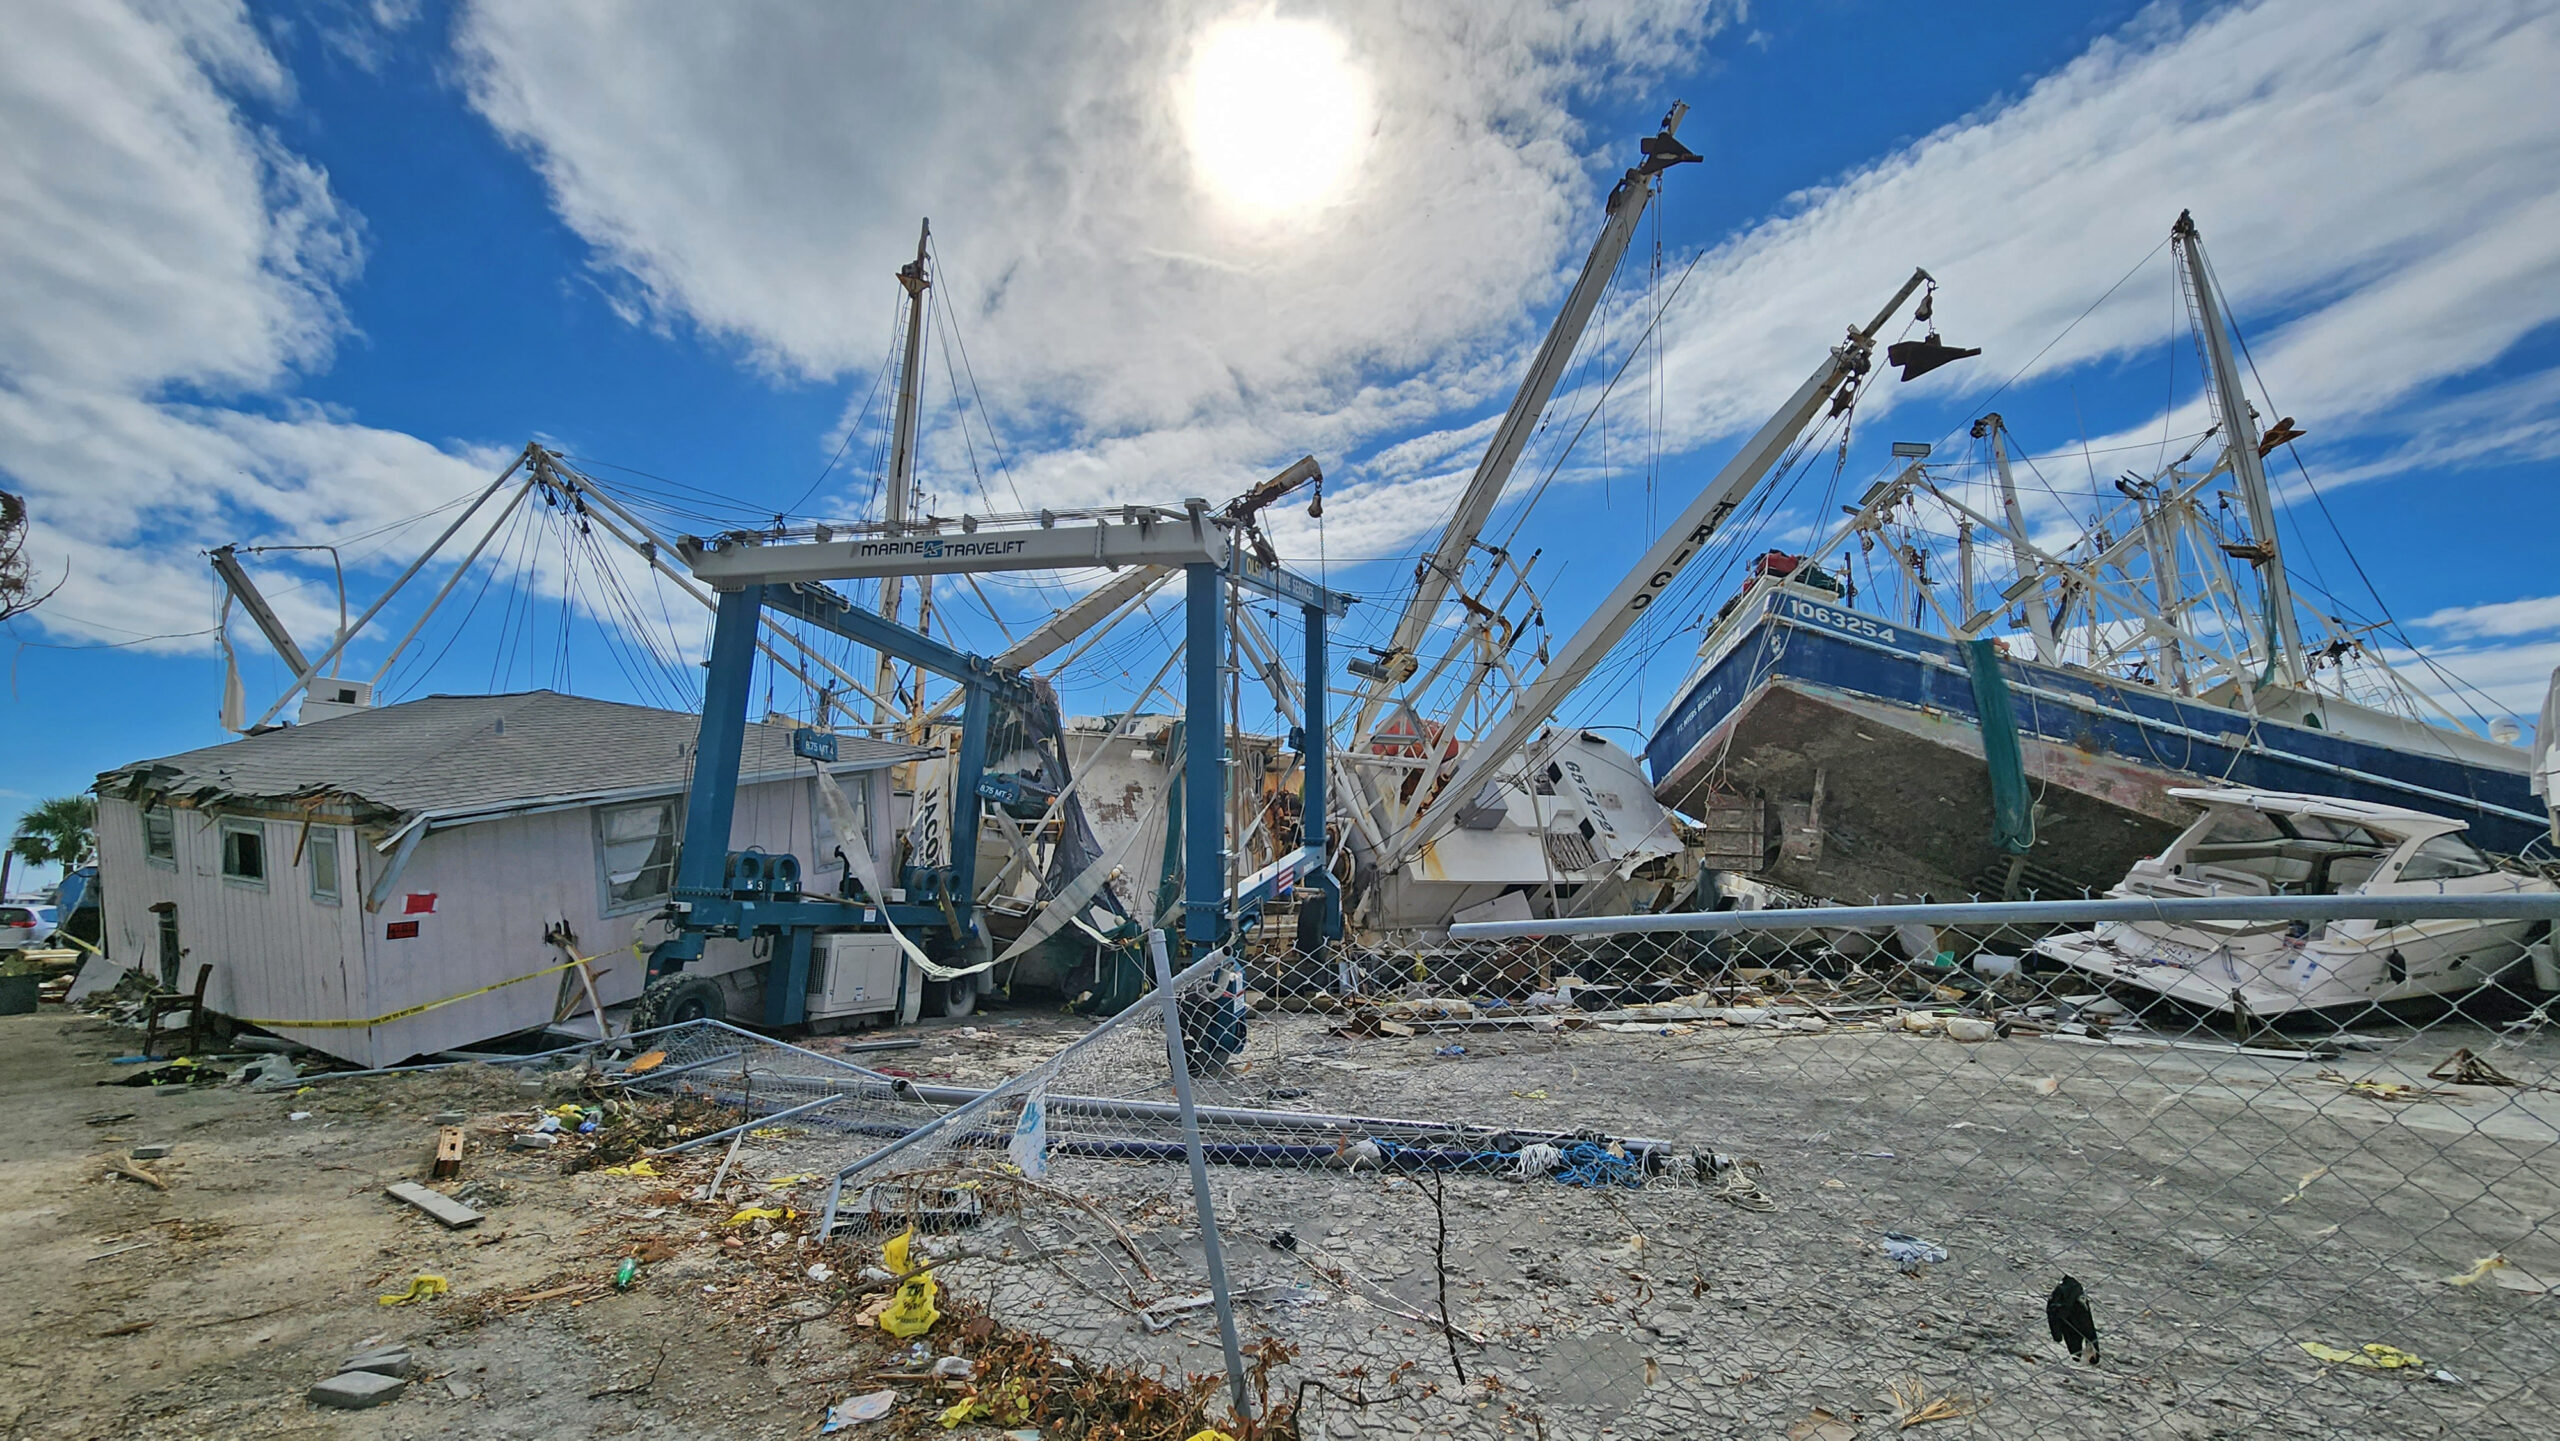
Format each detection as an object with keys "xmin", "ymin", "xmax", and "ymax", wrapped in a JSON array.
[{"xmin": 630, "ymin": 972, "xmax": 725, "ymax": 1030}]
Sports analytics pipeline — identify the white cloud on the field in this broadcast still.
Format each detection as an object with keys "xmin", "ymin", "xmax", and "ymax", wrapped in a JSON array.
[
  {"xmin": 0, "ymin": 1, "xmax": 499, "ymax": 653},
  {"xmin": 455, "ymin": 0, "xmax": 2560, "ymax": 630},
  {"xmin": 455, "ymin": 0, "xmax": 1731, "ymax": 505},
  {"xmin": 1648, "ymin": 0, "xmax": 2560, "ymax": 466},
  {"xmin": 2414, "ymin": 594, "xmax": 2560, "ymax": 644}
]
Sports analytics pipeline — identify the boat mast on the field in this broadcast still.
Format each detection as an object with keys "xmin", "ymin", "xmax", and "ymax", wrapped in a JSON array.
[
  {"xmin": 875, "ymin": 218, "xmax": 932, "ymax": 724},
  {"xmin": 1350, "ymin": 106, "xmax": 1699, "ymax": 735},
  {"xmin": 1978, "ymin": 414, "xmax": 2058, "ymax": 664},
  {"xmin": 2174, "ymin": 211, "xmax": 2305, "ymax": 688}
]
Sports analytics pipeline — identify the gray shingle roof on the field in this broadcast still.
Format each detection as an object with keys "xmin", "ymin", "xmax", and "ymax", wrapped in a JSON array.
[{"xmin": 97, "ymin": 691, "xmax": 923, "ymax": 819}]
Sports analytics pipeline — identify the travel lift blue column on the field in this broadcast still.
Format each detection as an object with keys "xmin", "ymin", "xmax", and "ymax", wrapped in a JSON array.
[
  {"xmin": 1184, "ymin": 563, "xmax": 1225, "ymax": 945},
  {"xmin": 1180, "ymin": 566, "xmax": 1339, "ymax": 953},
  {"xmin": 650, "ymin": 579, "xmax": 1013, "ymax": 1027},
  {"xmin": 1302, "ymin": 601, "xmax": 1338, "ymax": 949}
]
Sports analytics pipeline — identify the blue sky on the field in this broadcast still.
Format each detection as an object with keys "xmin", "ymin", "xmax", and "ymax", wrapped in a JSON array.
[{"xmin": 6, "ymin": 0, "xmax": 2558, "ymax": 883}]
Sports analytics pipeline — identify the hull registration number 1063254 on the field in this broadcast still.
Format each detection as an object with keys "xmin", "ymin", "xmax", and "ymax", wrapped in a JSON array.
[{"xmin": 1786, "ymin": 598, "xmax": 1902, "ymax": 647}]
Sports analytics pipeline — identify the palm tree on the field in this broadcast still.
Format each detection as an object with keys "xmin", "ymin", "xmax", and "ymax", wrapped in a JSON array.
[{"xmin": 9, "ymin": 795, "xmax": 96, "ymax": 880}]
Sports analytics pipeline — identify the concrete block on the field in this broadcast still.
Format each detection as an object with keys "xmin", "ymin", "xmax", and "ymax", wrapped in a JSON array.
[{"xmin": 309, "ymin": 1371, "xmax": 407, "ymax": 1409}]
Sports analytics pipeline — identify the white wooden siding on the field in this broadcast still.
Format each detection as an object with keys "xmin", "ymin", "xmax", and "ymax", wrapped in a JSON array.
[
  {"xmin": 93, "ymin": 774, "xmax": 857, "ymax": 1068},
  {"xmin": 94, "ymin": 798, "xmax": 370, "ymax": 1046}
]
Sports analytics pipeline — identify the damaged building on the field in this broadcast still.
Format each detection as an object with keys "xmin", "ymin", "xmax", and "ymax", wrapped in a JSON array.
[{"xmin": 90, "ymin": 690, "xmax": 920, "ymax": 1068}]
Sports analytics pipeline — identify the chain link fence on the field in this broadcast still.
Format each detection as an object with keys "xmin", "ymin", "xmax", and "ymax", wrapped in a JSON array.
[{"xmin": 609, "ymin": 892, "xmax": 2559, "ymax": 1439}]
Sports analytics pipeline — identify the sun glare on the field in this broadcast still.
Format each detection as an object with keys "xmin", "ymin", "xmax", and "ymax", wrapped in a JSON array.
[{"xmin": 1180, "ymin": 18, "xmax": 1370, "ymax": 217}]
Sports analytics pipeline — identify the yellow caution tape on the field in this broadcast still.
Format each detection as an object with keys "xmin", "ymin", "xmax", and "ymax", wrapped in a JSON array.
[{"xmin": 231, "ymin": 952, "xmax": 600, "ymax": 1031}]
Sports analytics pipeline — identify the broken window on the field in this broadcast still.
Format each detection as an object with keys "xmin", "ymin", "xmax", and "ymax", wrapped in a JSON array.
[
  {"xmin": 308, "ymin": 828, "xmax": 341, "ymax": 904},
  {"xmin": 219, "ymin": 820, "xmax": 266, "ymax": 887},
  {"xmin": 144, "ymin": 805, "xmax": 175, "ymax": 865},
  {"xmin": 597, "ymin": 800, "xmax": 678, "ymax": 913}
]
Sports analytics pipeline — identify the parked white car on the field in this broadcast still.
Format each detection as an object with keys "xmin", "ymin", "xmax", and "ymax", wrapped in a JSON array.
[
  {"xmin": 0, "ymin": 903, "xmax": 60, "ymax": 953},
  {"xmin": 2035, "ymin": 788, "xmax": 2555, "ymax": 1020}
]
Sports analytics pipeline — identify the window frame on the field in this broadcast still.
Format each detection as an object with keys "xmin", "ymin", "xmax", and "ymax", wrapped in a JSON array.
[
  {"xmin": 143, "ymin": 805, "xmax": 177, "ymax": 868},
  {"xmin": 218, "ymin": 818, "xmax": 268, "ymax": 889},
  {"xmin": 594, "ymin": 798, "xmax": 680, "ymax": 917},
  {"xmin": 307, "ymin": 826, "xmax": 342, "ymax": 906},
  {"xmin": 2397, "ymin": 833, "xmax": 2497, "ymax": 884}
]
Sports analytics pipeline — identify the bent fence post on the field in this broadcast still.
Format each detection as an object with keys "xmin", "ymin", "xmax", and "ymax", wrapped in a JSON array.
[{"xmin": 1152, "ymin": 928, "xmax": 1253, "ymax": 1422}]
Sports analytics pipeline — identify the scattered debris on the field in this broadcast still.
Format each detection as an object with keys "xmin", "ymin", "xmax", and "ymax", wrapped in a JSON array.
[
  {"xmin": 238, "ymin": 1053, "xmax": 300, "ymax": 1090},
  {"xmin": 1880, "ymin": 1232, "xmax": 1947, "ymax": 1274},
  {"xmin": 106, "ymin": 1156, "xmax": 168, "ymax": 1190},
  {"xmin": 376, "ymin": 1273, "xmax": 449, "ymax": 1307},
  {"xmin": 338, "ymin": 1348, "xmax": 417, "ymax": 1379},
  {"xmin": 309, "ymin": 1370, "xmax": 407, "ymax": 1410},
  {"xmin": 129, "ymin": 1142, "xmax": 172, "ymax": 1160},
  {"xmin": 2315, "ymin": 1071, "xmax": 2437, "ymax": 1103},
  {"xmin": 1788, "ymin": 1408, "xmax": 1858, "ymax": 1441},
  {"xmin": 821, "ymin": 1389, "xmax": 898, "ymax": 1430},
  {"xmin": 432, "ymin": 1125, "xmax": 465, "ymax": 1178},
  {"xmin": 2300, "ymin": 1340, "xmax": 2424, "ymax": 1370},
  {"xmin": 2428, "ymin": 1048, "xmax": 2523, "ymax": 1087},
  {"xmin": 2279, "ymin": 1167, "xmax": 2329, "ymax": 1205},
  {"xmin": 385, "ymin": 1181, "xmax": 482, "ymax": 1230},
  {"xmin": 2445, "ymin": 1254, "xmax": 2506, "ymax": 1286},
  {"xmin": 1884, "ymin": 1374, "xmax": 1976, "ymax": 1428}
]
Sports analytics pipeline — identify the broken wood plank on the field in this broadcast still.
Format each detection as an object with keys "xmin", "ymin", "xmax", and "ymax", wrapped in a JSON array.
[
  {"xmin": 106, "ymin": 1157, "xmax": 168, "ymax": 1190},
  {"xmin": 432, "ymin": 1126, "xmax": 466, "ymax": 1179},
  {"xmin": 386, "ymin": 1181, "xmax": 483, "ymax": 1230}
]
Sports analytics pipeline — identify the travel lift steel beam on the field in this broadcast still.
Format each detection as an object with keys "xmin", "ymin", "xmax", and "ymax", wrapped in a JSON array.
[{"xmin": 653, "ymin": 493, "xmax": 1352, "ymax": 1026}]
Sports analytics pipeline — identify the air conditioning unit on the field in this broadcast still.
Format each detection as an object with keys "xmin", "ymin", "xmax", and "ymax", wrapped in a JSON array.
[
  {"xmin": 808, "ymin": 931, "xmax": 904, "ymax": 1021},
  {"xmin": 301, "ymin": 678, "xmax": 375, "ymax": 724}
]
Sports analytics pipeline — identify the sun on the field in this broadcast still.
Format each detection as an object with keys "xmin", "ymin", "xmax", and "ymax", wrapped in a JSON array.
[{"xmin": 1179, "ymin": 17, "xmax": 1371, "ymax": 217}]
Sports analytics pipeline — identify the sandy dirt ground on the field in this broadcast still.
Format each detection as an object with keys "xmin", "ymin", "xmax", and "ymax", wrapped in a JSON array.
[
  {"xmin": 6, "ymin": 988, "xmax": 2558, "ymax": 1440},
  {"xmin": 0, "ymin": 1008, "xmax": 1109, "ymax": 1441}
]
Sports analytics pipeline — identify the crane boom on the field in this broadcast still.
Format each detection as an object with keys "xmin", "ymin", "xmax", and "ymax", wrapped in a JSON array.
[
  {"xmin": 1389, "ymin": 269, "xmax": 1934, "ymax": 861},
  {"xmin": 1354, "ymin": 105, "xmax": 1699, "ymax": 723}
]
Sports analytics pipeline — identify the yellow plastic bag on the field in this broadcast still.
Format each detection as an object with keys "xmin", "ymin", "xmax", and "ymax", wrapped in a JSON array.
[
  {"xmin": 2447, "ymin": 1254, "xmax": 2507, "ymax": 1286},
  {"xmin": 879, "ymin": 1270, "xmax": 940, "ymax": 1338},
  {"xmin": 599, "ymin": 1159, "xmax": 658, "ymax": 1177},
  {"xmin": 1185, "ymin": 1431, "xmax": 1240, "ymax": 1441},
  {"xmin": 2300, "ymin": 1340, "xmax": 2423, "ymax": 1369},
  {"xmin": 378, "ymin": 1273, "xmax": 449, "ymax": 1306},
  {"xmin": 726, "ymin": 1205, "xmax": 787, "ymax": 1227},
  {"xmin": 884, "ymin": 1224, "xmax": 917, "ymax": 1274}
]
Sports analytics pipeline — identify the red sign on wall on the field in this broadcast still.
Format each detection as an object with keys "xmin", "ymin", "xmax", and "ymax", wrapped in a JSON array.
[
  {"xmin": 386, "ymin": 920, "xmax": 420, "ymax": 940},
  {"xmin": 403, "ymin": 893, "xmax": 438, "ymax": 915}
]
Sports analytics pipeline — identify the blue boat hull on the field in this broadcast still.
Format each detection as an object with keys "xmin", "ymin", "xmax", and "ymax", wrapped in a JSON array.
[{"xmin": 1645, "ymin": 593, "xmax": 2543, "ymax": 902}]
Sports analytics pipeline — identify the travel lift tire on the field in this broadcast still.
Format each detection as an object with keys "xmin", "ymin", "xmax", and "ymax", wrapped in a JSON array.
[
  {"xmin": 629, "ymin": 972, "xmax": 725, "ymax": 1030},
  {"xmin": 925, "ymin": 976, "xmax": 975, "ymax": 1019},
  {"xmin": 925, "ymin": 929, "xmax": 995, "ymax": 1018}
]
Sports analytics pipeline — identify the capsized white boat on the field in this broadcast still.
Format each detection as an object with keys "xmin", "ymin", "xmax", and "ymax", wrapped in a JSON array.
[{"xmin": 2034, "ymin": 787, "xmax": 2555, "ymax": 1019}]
